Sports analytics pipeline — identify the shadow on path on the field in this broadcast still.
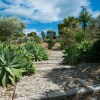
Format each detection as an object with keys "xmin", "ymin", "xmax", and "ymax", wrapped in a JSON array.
[{"xmin": 45, "ymin": 67, "xmax": 99, "ymax": 91}]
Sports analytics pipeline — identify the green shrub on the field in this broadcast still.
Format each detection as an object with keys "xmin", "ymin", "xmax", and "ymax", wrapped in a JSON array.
[
  {"xmin": 0, "ymin": 39, "xmax": 48, "ymax": 87},
  {"xmin": 19, "ymin": 45, "xmax": 33, "ymax": 61},
  {"xmin": 77, "ymin": 39, "xmax": 91, "ymax": 55},
  {"xmin": 86, "ymin": 40, "xmax": 100, "ymax": 61},
  {"xmin": 47, "ymin": 38, "xmax": 55, "ymax": 50},
  {"xmin": 27, "ymin": 32, "xmax": 41, "ymax": 44},
  {"xmin": 0, "ymin": 43, "xmax": 35, "ymax": 87},
  {"xmin": 13, "ymin": 36, "xmax": 28, "ymax": 44},
  {"xmin": 24, "ymin": 61, "xmax": 36, "ymax": 74},
  {"xmin": 0, "ymin": 43, "xmax": 25, "ymax": 87},
  {"xmin": 25, "ymin": 40, "xmax": 48, "ymax": 61},
  {"xmin": 63, "ymin": 39, "xmax": 92, "ymax": 64},
  {"xmin": 60, "ymin": 29, "xmax": 76, "ymax": 49},
  {"xmin": 75, "ymin": 30, "xmax": 85, "ymax": 43},
  {"xmin": 35, "ymin": 45, "xmax": 48, "ymax": 60},
  {"xmin": 63, "ymin": 46, "xmax": 81, "ymax": 65}
]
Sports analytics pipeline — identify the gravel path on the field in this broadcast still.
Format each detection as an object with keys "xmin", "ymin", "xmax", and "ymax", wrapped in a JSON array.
[
  {"xmin": 14, "ymin": 68, "xmax": 99, "ymax": 98},
  {"xmin": 77, "ymin": 63, "xmax": 100, "ymax": 81},
  {"xmin": 14, "ymin": 50, "xmax": 100, "ymax": 99},
  {"xmin": 0, "ymin": 50, "xmax": 100, "ymax": 100}
]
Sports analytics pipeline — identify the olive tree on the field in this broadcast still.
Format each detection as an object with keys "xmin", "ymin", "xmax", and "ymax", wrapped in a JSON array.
[{"xmin": 0, "ymin": 17, "xmax": 25, "ymax": 41}]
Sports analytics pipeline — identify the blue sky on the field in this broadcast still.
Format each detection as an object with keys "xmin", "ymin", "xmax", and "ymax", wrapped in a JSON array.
[{"xmin": 0, "ymin": 0, "xmax": 100, "ymax": 35}]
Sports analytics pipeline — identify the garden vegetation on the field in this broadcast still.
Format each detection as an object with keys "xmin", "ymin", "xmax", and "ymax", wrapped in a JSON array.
[
  {"xmin": 0, "ymin": 6, "xmax": 100, "ymax": 87},
  {"xmin": 0, "ymin": 17, "xmax": 48, "ymax": 87}
]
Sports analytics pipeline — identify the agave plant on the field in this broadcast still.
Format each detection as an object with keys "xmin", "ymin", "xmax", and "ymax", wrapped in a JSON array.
[
  {"xmin": 25, "ymin": 61, "xmax": 36, "ymax": 73},
  {"xmin": 63, "ymin": 46, "xmax": 81, "ymax": 64},
  {"xmin": 36, "ymin": 45, "xmax": 48, "ymax": 61},
  {"xmin": 0, "ymin": 44, "xmax": 25, "ymax": 87},
  {"xmin": 25, "ymin": 40, "xmax": 48, "ymax": 61},
  {"xmin": 13, "ymin": 45, "xmax": 36, "ymax": 73},
  {"xmin": 77, "ymin": 39, "xmax": 91, "ymax": 52},
  {"xmin": 20, "ymin": 46, "xmax": 33, "ymax": 61},
  {"xmin": 19, "ymin": 46, "xmax": 36, "ymax": 73}
]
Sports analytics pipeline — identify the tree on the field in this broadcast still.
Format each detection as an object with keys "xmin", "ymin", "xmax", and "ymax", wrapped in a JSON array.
[
  {"xmin": 58, "ymin": 16, "xmax": 79, "ymax": 49},
  {"xmin": 47, "ymin": 30, "xmax": 56, "ymax": 39},
  {"xmin": 64, "ymin": 16, "xmax": 79, "ymax": 28},
  {"xmin": 27, "ymin": 32, "xmax": 41, "ymax": 43},
  {"xmin": 46, "ymin": 30, "xmax": 56, "ymax": 49},
  {"xmin": 27, "ymin": 31, "xmax": 37, "ymax": 37},
  {"xmin": 60, "ymin": 28, "xmax": 76, "ymax": 49},
  {"xmin": 52, "ymin": 31, "xmax": 56, "ymax": 39},
  {"xmin": 14, "ymin": 32, "xmax": 26, "ymax": 38},
  {"xmin": 79, "ymin": 7, "xmax": 92, "ymax": 35},
  {"xmin": 0, "ymin": 17, "xmax": 25, "ymax": 41},
  {"xmin": 41, "ymin": 31, "xmax": 46, "ymax": 41},
  {"xmin": 47, "ymin": 30, "xmax": 53, "ymax": 38},
  {"xmin": 58, "ymin": 16, "xmax": 79, "ymax": 35}
]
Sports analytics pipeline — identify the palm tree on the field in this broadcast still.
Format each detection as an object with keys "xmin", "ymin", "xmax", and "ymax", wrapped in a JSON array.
[
  {"xmin": 79, "ymin": 8, "xmax": 92, "ymax": 35},
  {"xmin": 64, "ymin": 16, "xmax": 79, "ymax": 29}
]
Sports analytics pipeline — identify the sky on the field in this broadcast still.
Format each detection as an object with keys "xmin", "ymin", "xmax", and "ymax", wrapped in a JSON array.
[{"xmin": 0, "ymin": 0, "xmax": 100, "ymax": 36}]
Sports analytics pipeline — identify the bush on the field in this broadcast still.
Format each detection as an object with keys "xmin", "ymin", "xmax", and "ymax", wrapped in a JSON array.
[
  {"xmin": 0, "ymin": 39, "xmax": 48, "ymax": 87},
  {"xmin": 60, "ymin": 28, "xmax": 76, "ymax": 49},
  {"xmin": 0, "ymin": 43, "xmax": 35, "ymax": 87},
  {"xmin": 35, "ymin": 45, "xmax": 48, "ymax": 60},
  {"xmin": 47, "ymin": 38, "xmax": 55, "ymax": 50},
  {"xmin": 63, "ymin": 39, "xmax": 91, "ymax": 64},
  {"xmin": 19, "ymin": 46, "xmax": 33, "ymax": 61},
  {"xmin": 86, "ymin": 40, "xmax": 100, "ymax": 61},
  {"xmin": 24, "ymin": 61, "xmax": 36, "ymax": 74},
  {"xmin": 27, "ymin": 32, "xmax": 41, "ymax": 44},
  {"xmin": 75, "ymin": 30, "xmax": 85, "ymax": 43},
  {"xmin": 60, "ymin": 28, "xmax": 89, "ymax": 50},
  {"xmin": 0, "ymin": 43, "xmax": 25, "ymax": 87},
  {"xmin": 63, "ymin": 46, "xmax": 81, "ymax": 65},
  {"xmin": 13, "ymin": 36, "xmax": 27, "ymax": 44},
  {"xmin": 25, "ymin": 40, "xmax": 48, "ymax": 61},
  {"xmin": 77, "ymin": 39, "xmax": 91, "ymax": 56}
]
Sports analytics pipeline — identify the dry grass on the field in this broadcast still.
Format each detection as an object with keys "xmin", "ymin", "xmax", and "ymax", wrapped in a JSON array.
[{"xmin": 40, "ymin": 42, "xmax": 48, "ymax": 49}]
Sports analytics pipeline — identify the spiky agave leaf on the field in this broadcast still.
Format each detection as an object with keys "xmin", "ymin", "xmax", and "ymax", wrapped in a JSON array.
[{"xmin": 0, "ymin": 43, "xmax": 26, "ymax": 87}]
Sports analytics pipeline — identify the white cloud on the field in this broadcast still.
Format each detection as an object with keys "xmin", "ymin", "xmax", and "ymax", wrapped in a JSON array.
[
  {"xmin": 92, "ymin": 11, "xmax": 100, "ymax": 18},
  {"xmin": 87, "ymin": 8, "xmax": 100, "ymax": 18},
  {"xmin": 0, "ymin": 0, "xmax": 90, "ymax": 23}
]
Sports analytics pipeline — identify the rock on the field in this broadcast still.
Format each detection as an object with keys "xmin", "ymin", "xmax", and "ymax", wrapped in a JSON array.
[
  {"xmin": 48, "ymin": 90, "xmax": 66, "ymax": 100},
  {"xmin": 14, "ymin": 97, "xmax": 28, "ymax": 100},
  {"xmin": 28, "ymin": 93, "xmax": 48, "ymax": 100}
]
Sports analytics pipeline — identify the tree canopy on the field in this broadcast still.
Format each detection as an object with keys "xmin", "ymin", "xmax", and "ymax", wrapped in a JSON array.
[
  {"xmin": 79, "ymin": 8, "xmax": 92, "ymax": 34},
  {"xmin": 0, "ymin": 17, "xmax": 25, "ymax": 41}
]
